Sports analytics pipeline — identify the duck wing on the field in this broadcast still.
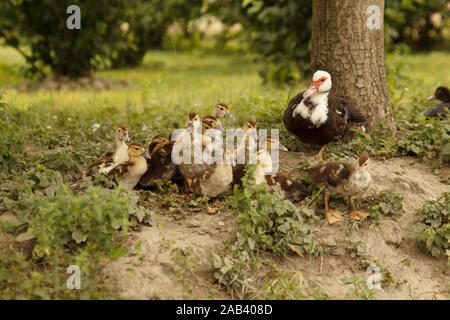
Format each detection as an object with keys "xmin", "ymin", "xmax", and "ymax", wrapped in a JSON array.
[
  {"xmin": 85, "ymin": 152, "xmax": 115, "ymax": 176},
  {"xmin": 109, "ymin": 161, "xmax": 132, "ymax": 179},
  {"xmin": 424, "ymin": 103, "xmax": 449, "ymax": 118},
  {"xmin": 307, "ymin": 162, "xmax": 353, "ymax": 187},
  {"xmin": 332, "ymin": 95, "xmax": 366, "ymax": 123},
  {"xmin": 287, "ymin": 91, "xmax": 306, "ymax": 109}
]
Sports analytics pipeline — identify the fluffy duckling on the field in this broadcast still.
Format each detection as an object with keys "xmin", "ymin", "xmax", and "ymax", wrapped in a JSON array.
[
  {"xmin": 235, "ymin": 134, "xmax": 308, "ymax": 199},
  {"xmin": 139, "ymin": 135, "xmax": 177, "ymax": 191},
  {"xmin": 174, "ymin": 112, "xmax": 215, "ymax": 190},
  {"xmin": 109, "ymin": 142, "xmax": 148, "ymax": 189},
  {"xmin": 212, "ymin": 103, "xmax": 235, "ymax": 120},
  {"xmin": 306, "ymin": 154, "xmax": 372, "ymax": 224},
  {"xmin": 84, "ymin": 126, "xmax": 131, "ymax": 176},
  {"xmin": 202, "ymin": 115, "xmax": 224, "ymax": 133},
  {"xmin": 188, "ymin": 150, "xmax": 234, "ymax": 197},
  {"xmin": 424, "ymin": 86, "xmax": 450, "ymax": 118}
]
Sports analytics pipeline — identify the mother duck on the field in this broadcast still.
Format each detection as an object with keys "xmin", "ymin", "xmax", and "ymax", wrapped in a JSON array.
[{"xmin": 283, "ymin": 70, "xmax": 366, "ymax": 160}]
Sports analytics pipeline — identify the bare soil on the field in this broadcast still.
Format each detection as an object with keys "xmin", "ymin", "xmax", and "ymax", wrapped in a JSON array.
[{"xmin": 105, "ymin": 154, "xmax": 450, "ymax": 300}]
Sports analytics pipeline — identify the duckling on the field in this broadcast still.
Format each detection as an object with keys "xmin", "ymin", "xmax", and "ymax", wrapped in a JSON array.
[
  {"xmin": 173, "ymin": 112, "xmax": 214, "ymax": 190},
  {"xmin": 232, "ymin": 120, "xmax": 258, "ymax": 184},
  {"xmin": 212, "ymin": 103, "xmax": 235, "ymax": 120},
  {"xmin": 138, "ymin": 135, "xmax": 177, "ymax": 191},
  {"xmin": 235, "ymin": 134, "xmax": 308, "ymax": 199},
  {"xmin": 306, "ymin": 154, "xmax": 372, "ymax": 224},
  {"xmin": 109, "ymin": 142, "xmax": 148, "ymax": 189},
  {"xmin": 84, "ymin": 126, "xmax": 131, "ymax": 176},
  {"xmin": 188, "ymin": 150, "xmax": 234, "ymax": 197},
  {"xmin": 202, "ymin": 115, "xmax": 224, "ymax": 133}
]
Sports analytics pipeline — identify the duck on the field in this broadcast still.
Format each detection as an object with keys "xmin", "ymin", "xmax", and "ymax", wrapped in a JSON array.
[
  {"xmin": 109, "ymin": 142, "xmax": 148, "ymax": 189},
  {"xmin": 138, "ymin": 135, "xmax": 177, "ymax": 191},
  {"xmin": 84, "ymin": 126, "xmax": 131, "ymax": 176},
  {"xmin": 283, "ymin": 70, "xmax": 366, "ymax": 160},
  {"xmin": 173, "ymin": 112, "xmax": 215, "ymax": 190},
  {"xmin": 236, "ymin": 134, "xmax": 308, "ymax": 199},
  {"xmin": 306, "ymin": 154, "xmax": 372, "ymax": 224},
  {"xmin": 187, "ymin": 150, "xmax": 234, "ymax": 197},
  {"xmin": 202, "ymin": 115, "xmax": 224, "ymax": 133},
  {"xmin": 424, "ymin": 86, "xmax": 450, "ymax": 118},
  {"xmin": 212, "ymin": 103, "xmax": 235, "ymax": 120},
  {"xmin": 234, "ymin": 120, "xmax": 258, "ymax": 164}
]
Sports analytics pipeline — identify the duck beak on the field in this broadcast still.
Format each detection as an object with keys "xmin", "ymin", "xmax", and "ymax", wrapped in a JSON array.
[
  {"xmin": 123, "ymin": 133, "xmax": 131, "ymax": 142},
  {"xmin": 186, "ymin": 123, "xmax": 194, "ymax": 132},
  {"xmin": 426, "ymin": 95, "xmax": 436, "ymax": 101},
  {"xmin": 303, "ymin": 85, "xmax": 317, "ymax": 99},
  {"xmin": 141, "ymin": 150, "xmax": 151, "ymax": 159},
  {"xmin": 278, "ymin": 143, "xmax": 288, "ymax": 151},
  {"xmin": 225, "ymin": 112, "xmax": 235, "ymax": 120}
]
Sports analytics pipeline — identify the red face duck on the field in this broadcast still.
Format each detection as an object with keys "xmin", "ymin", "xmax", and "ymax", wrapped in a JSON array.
[{"xmin": 283, "ymin": 70, "xmax": 366, "ymax": 160}]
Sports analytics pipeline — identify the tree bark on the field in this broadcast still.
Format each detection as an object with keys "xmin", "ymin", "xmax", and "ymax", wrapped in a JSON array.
[{"xmin": 311, "ymin": 0, "xmax": 395, "ymax": 132}]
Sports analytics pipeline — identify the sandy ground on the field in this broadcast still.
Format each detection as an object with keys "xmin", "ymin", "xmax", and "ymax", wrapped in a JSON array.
[{"xmin": 105, "ymin": 154, "xmax": 449, "ymax": 300}]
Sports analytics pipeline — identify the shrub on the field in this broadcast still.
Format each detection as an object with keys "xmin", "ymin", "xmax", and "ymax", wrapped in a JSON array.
[
  {"xmin": 227, "ymin": 165, "xmax": 316, "ymax": 256},
  {"xmin": 369, "ymin": 189, "xmax": 405, "ymax": 219},
  {"xmin": 411, "ymin": 192, "xmax": 449, "ymax": 265}
]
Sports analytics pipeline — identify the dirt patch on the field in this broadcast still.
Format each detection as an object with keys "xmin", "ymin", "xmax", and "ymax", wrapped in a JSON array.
[
  {"xmin": 2, "ymin": 74, "xmax": 129, "ymax": 92},
  {"xmin": 105, "ymin": 155, "xmax": 449, "ymax": 300}
]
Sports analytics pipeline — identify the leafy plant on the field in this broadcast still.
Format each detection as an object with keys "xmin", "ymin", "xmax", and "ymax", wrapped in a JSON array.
[
  {"xmin": 228, "ymin": 165, "xmax": 317, "ymax": 256},
  {"xmin": 369, "ymin": 189, "xmax": 405, "ymax": 219},
  {"xmin": 410, "ymin": 192, "xmax": 449, "ymax": 265},
  {"xmin": 341, "ymin": 276, "xmax": 377, "ymax": 300},
  {"xmin": 29, "ymin": 185, "xmax": 132, "ymax": 258}
]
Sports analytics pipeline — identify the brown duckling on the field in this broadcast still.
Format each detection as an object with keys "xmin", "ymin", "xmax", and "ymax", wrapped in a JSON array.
[
  {"xmin": 84, "ymin": 126, "xmax": 131, "ymax": 176},
  {"xmin": 306, "ymin": 154, "xmax": 372, "ymax": 224},
  {"xmin": 212, "ymin": 103, "xmax": 234, "ymax": 120},
  {"xmin": 202, "ymin": 115, "xmax": 224, "ymax": 133},
  {"xmin": 235, "ymin": 134, "xmax": 308, "ymax": 199},
  {"xmin": 173, "ymin": 112, "xmax": 214, "ymax": 190},
  {"xmin": 109, "ymin": 142, "xmax": 148, "ymax": 189},
  {"xmin": 138, "ymin": 135, "xmax": 177, "ymax": 191},
  {"xmin": 188, "ymin": 149, "xmax": 234, "ymax": 197}
]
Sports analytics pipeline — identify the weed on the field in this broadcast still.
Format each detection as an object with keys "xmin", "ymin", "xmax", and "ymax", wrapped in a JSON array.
[{"xmin": 410, "ymin": 192, "xmax": 449, "ymax": 265}]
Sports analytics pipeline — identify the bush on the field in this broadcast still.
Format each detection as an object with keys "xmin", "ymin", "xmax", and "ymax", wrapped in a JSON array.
[
  {"xmin": 411, "ymin": 192, "xmax": 449, "ymax": 265},
  {"xmin": 0, "ymin": 0, "xmax": 203, "ymax": 77},
  {"xmin": 228, "ymin": 165, "xmax": 316, "ymax": 256}
]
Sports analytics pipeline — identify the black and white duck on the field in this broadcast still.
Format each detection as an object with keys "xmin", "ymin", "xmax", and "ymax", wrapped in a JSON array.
[
  {"xmin": 424, "ymin": 86, "xmax": 450, "ymax": 118},
  {"xmin": 283, "ymin": 70, "xmax": 366, "ymax": 160}
]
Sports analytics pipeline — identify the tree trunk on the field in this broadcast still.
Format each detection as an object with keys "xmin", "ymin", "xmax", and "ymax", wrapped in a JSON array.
[{"xmin": 311, "ymin": 0, "xmax": 395, "ymax": 132}]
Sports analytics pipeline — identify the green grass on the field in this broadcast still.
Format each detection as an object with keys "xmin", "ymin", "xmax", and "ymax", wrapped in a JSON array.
[{"xmin": 0, "ymin": 45, "xmax": 449, "ymax": 299}]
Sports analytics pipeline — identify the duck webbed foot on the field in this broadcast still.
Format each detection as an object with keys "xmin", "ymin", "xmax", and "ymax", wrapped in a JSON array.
[
  {"xmin": 315, "ymin": 145, "xmax": 327, "ymax": 161},
  {"xmin": 325, "ymin": 210, "xmax": 343, "ymax": 224},
  {"xmin": 324, "ymin": 193, "xmax": 342, "ymax": 224},
  {"xmin": 350, "ymin": 211, "xmax": 369, "ymax": 221},
  {"xmin": 349, "ymin": 196, "xmax": 369, "ymax": 221}
]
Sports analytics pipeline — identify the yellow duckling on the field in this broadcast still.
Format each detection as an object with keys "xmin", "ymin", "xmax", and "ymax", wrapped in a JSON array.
[{"xmin": 109, "ymin": 142, "xmax": 148, "ymax": 189}]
